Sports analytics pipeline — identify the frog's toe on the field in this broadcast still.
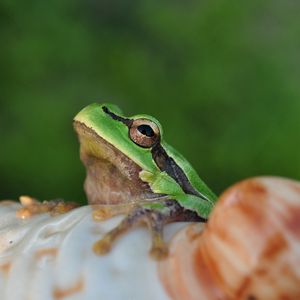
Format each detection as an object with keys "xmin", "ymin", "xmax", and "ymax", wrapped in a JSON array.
[
  {"xmin": 92, "ymin": 205, "xmax": 168, "ymax": 258},
  {"xmin": 91, "ymin": 201, "xmax": 194, "ymax": 259}
]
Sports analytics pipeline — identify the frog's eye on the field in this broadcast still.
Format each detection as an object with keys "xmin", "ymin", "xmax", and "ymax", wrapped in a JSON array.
[{"xmin": 129, "ymin": 118, "xmax": 160, "ymax": 148}]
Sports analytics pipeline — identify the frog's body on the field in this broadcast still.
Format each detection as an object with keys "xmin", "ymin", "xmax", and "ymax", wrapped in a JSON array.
[{"xmin": 73, "ymin": 103, "xmax": 217, "ymax": 259}]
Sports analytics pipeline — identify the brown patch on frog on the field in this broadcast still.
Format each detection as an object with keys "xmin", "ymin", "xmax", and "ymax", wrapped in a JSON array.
[
  {"xmin": 35, "ymin": 247, "xmax": 58, "ymax": 259},
  {"xmin": 74, "ymin": 121, "xmax": 156, "ymax": 205},
  {"xmin": 0, "ymin": 262, "xmax": 11, "ymax": 275},
  {"xmin": 53, "ymin": 278, "xmax": 84, "ymax": 300}
]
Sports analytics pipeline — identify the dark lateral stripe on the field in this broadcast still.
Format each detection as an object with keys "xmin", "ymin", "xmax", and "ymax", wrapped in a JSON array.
[
  {"xmin": 103, "ymin": 105, "xmax": 206, "ymax": 200},
  {"xmin": 102, "ymin": 106, "xmax": 133, "ymax": 127},
  {"xmin": 151, "ymin": 143, "xmax": 207, "ymax": 200}
]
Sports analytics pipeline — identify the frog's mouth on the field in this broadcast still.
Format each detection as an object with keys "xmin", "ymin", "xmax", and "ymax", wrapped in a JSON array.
[{"xmin": 73, "ymin": 121, "xmax": 161, "ymax": 205}]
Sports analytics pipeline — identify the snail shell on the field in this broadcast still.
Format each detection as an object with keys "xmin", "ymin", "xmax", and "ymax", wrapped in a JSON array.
[{"xmin": 159, "ymin": 177, "xmax": 300, "ymax": 300}]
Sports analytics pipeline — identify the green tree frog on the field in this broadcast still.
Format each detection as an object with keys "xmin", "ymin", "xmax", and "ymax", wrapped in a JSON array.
[{"xmin": 73, "ymin": 103, "xmax": 217, "ymax": 259}]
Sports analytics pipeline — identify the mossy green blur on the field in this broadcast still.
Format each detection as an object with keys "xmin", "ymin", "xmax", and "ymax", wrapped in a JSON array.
[{"xmin": 0, "ymin": 1, "xmax": 299, "ymax": 203}]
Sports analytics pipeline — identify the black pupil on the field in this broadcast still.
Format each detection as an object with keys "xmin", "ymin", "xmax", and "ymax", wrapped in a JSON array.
[{"xmin": 137, "ymin": 124, "xmax": 154, "ymax": 137}]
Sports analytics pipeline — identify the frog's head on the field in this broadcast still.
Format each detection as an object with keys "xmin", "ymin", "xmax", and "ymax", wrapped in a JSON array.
[{"xmin": 73, "ymin": 103, "xmax": 164, "ymax": 205}]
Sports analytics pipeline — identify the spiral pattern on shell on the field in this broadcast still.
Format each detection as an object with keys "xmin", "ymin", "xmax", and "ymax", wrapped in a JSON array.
[{"xmin": 159, "ymin": 177, "xmax": 300, "ymax": 300}]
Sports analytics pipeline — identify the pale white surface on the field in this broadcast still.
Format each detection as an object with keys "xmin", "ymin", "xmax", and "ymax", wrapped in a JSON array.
[{"xmin": 0, "ymin": 202, "xmax": 188, "ymax": 300}]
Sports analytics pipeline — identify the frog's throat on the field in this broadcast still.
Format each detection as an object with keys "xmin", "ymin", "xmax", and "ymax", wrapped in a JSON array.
[{"xmin": 74, "ymin": 121, "xmax": 162, "ymax": 205}]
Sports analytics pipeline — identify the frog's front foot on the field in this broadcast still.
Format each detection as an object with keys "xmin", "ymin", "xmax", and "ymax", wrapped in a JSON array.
[
  {"xmin": 93, "ymin": 201, "xmax": 203, "ymax": 260},
  {"xmin": 93, "ymin": 205, "xmax": 168, "ymax": 260}
]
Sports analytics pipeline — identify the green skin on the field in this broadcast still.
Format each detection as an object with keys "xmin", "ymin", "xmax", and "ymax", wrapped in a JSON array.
[{"xmin": 74, "ymin": 103, "xmax": 217, "ymax": 258}]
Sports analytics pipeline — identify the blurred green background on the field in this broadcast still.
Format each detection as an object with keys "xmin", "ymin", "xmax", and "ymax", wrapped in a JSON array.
[{"xmin": 1, "ymin": 0, "xmax": 299, "ymax": 204}]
